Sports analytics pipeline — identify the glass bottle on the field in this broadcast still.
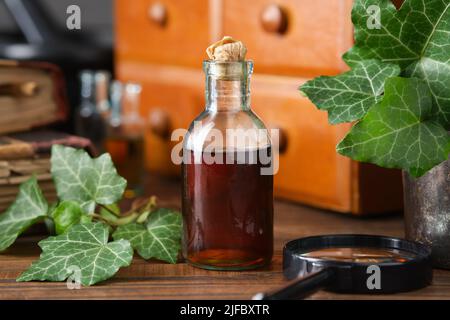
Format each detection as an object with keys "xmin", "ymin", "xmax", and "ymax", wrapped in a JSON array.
[
  {"xmin": 104, "ymin": 82, "xmax": 145, "ymax": 195},
  {"xmin": 182, "ymin": 61, "xmax": 274, "ymax": 270},
  {"xmin": 75, "ymin": 70, "xmax": 106, "ymax": 152},
  {"xmin": 95, "ymin": 70, "xmax": 111, "ymax": 117}
]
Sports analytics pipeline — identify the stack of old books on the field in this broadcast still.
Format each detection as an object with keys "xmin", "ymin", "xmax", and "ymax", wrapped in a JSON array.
[
  {"xmin": 0, "ymin": 60, "xmax": 68, "ymax": 135},
  {"xmin": 0, "ymin": 136, "xmax": 53, "ymax": 212},
  {"xmin": 0, "ymin": 60, "xmax": 94, "ymax": 212},
  {"xmin": 0, "ymin": 131, "xmax": 93, "ymax": 211}
]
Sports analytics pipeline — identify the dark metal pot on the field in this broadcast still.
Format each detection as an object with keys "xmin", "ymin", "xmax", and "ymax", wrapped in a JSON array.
[{"xmin": 403, "ymin": 157, "xmax": 450, "ymax": 269}]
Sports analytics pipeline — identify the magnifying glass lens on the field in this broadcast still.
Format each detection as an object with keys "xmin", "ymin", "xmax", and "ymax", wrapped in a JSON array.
[
  {"xmin": 254, "ymin": 235, "xmax": 433, "ymax": 300},
  {"xmin": 301, "ymin": 247, "xmax": 417, "ymax": 264}
]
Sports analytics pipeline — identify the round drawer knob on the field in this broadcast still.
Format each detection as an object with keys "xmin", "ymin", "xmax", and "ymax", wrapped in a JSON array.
[
  {"xmin": 271, "ymin": 126, "xmax": 288, "ymax": 154},
  {"xmin": 149, "ymin": 108, "xmax": 171, "ymax": 139},
  {"xmin": 148, "ymin": 2, "xmax": 168, "ymax": 27},
  {"xmin": 261, "ymin": 4, "xmax": 288, "ymax": 34}
]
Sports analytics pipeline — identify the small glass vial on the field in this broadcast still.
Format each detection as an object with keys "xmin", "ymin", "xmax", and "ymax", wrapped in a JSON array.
[
  {"xmin": 75, "ymin": 70, "xmax": 106, "ymax": 152},
  {"xmin": 95, "ymin": 70, "xmax": 111, "ymax": 117},
  {"xmin": 182, "ymin": 61, "xmax": 274, "ymax": 270},
  {"xmin": 104, "ymin": 82, "xmax": 145, "ymax": 195}
]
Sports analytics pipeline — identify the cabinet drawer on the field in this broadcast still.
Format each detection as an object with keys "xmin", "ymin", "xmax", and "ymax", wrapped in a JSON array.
[
  {"xmin": 117, "ymin": 62, "xmax": 204, "ymax": 175},
  {"xmin": 251, "ymin": 75, "xmax": 402, "ymax": 214},
  {"xmin": 116, "ymin": 0, "xmax": 210, "ymax": 68},
  {"xmin": 251, "ymin": 74, "xmax": 353, "ymax": 211},
  {"xmin": 222, "ymin": 0, "xmax": 354, "ymax": 77}
]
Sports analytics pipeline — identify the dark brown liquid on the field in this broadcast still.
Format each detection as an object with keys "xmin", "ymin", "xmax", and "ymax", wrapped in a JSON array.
[{"xmin": 182, "ymin": 147, "xmax": 273, "ymax": 270}]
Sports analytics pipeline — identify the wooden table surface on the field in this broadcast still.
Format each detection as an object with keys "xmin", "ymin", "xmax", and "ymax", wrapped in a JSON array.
[{"xmin": 1, "ymin": 175, "xmax": 449, "ymax": 300}]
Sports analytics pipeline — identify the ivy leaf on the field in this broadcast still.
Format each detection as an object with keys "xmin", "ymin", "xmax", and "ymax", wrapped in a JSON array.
[
  {"xmin": 0, "ymin": 177, "xmax": 48, "ymax": 251},
  {"xmin": 345, "ymin": 0, "xmax": 450, "ymax": 128},
  {"xmin": 50, "ymin": 201, "xmax": 91, "ymax": 235},
  {"xmin": 338, "ymin": 77, "xmax": 450, "ymax": 177},
  {"xmin": 17, "ymin": 222, "xmax": 133, "ymax": 286},
  {"xmin": 51, "ymin": 145, "xmax": 127, "ymax": 213},
  {"xmin": 113, "ymin": 208, "xmax": 182, "ymax": 263},
  {"xmin": 300, "ymin": 59, "xmax": 400, "ymax": 123}
]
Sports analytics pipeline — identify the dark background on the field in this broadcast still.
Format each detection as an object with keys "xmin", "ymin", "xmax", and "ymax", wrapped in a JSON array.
[
  {"xmin": 0, "ymin": 0, "xmax": 115, "ymax": 130},
  {"xmin": 0, "ymin": 0, "xmax": 113, "ymax": 43}
]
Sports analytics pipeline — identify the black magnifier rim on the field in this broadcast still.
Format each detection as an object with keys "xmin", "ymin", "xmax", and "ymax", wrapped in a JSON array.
[{"xmin": 283, "ymin": 234, "xmax": 433, "ymax": 294}]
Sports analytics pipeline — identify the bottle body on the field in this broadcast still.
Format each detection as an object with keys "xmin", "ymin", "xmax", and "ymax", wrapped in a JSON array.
[
  {"xmin": 182, "ymin": 147, "xmax": 273, "ymax": 270},
  {"xmin": 182, "ymin": 61, "xmax": 274, "ymax": 270}
]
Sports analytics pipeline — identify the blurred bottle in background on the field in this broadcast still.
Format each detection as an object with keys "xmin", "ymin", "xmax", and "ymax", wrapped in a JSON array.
[
  {"xmin": 75, "ymin": 70, "xmax": 106, "ymax": 152},
  {"xmin": 95, "ymin": 71, "xmax": 111, "ymax": 118},
  {"xmin": 104, "ymin": 81, "xmax": 145, "ymax": 196}
]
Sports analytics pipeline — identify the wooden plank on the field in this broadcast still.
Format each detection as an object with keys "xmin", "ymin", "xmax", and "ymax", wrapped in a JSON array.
[{"xmin": 0, "ymin": 174, "xmax": 448, "ymax": 300}]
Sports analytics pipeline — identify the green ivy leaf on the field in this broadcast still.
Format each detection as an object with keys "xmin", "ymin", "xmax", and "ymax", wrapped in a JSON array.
[
  {"xmin": 17, "ymin": 222, "xmax": 133, "ymax": 286},
  {"xmin": 51, "ymin": 201, "xmax": 91, "ymax": 235},
  {"xmin": 51, "ymin": 145, "xmax": 127, "ymax": 213},
  {"xmin": 338, "ymin": 77, "xmax": 450, "ymax": 177},
  {"xmin": 300, "ymin": 59, "xmax": 400, "ymax": 123},
  {"xmin": 0, "ymin": 177, "xmax": 48, "ymax": 251},
  {"xmin": 113, "ymin": 208, "xmax": 182, "ymax": 263},
  {"xmin": 345, "ymin": 0, "xmax": 450, "ymax": 128}
]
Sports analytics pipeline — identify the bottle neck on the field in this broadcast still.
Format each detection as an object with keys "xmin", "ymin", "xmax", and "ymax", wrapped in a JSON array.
[
  {"xmin": 122, "ymin": 83, "xmax": 142, "ymax": 123},
  {"xmin": 206, "ymin": 76, "xmax": 250, "ymax": 112},
  {"xmin": 204, "ymin": 61, "xmax": 253, "ymax": 112},
  {"xmin": 109, "ymin": 81, "xmax": 122, "ymax": 127},
  {"xmin": 95, "ymin": 72, "xmax": 111, "ymax": 113},
  {"xmin": 80, "ymin": 72, "xmax": 96, "ymax": 111}
]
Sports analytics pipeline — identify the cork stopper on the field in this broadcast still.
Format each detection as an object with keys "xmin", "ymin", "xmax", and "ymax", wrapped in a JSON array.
[{"xmin": 206, "ymin": 36, "xmax": 247, "ymax": 62}]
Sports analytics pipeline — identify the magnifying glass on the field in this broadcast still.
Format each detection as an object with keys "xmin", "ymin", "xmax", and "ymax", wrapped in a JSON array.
[{"xmin": 254, "ymin": 235, "xmax": 433, "ymax": 300}]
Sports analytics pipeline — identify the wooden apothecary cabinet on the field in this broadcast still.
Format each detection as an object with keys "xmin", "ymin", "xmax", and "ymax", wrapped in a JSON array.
[{"xmin": 115, "ymin": 0, "xmax": 403, "ymax": 215}]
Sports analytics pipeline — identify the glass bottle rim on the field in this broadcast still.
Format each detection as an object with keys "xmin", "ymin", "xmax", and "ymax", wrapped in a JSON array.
[{"xmin": 203, "ymin": 60, "xmax": 253, "ymax": 78}]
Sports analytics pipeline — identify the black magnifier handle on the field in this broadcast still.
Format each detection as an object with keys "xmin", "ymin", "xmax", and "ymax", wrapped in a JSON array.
[{"xmin": 252, "ymin": 268, "xmax": 335, "ymax": 300}]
